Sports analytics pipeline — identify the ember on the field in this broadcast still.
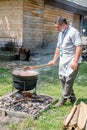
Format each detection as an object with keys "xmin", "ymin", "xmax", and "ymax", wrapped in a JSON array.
[{"xmin": 0, "ymin": 91, "xmax": 56, "ymax": 119}]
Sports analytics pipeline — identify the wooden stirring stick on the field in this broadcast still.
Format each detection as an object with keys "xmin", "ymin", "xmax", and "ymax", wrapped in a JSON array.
[{"xmin": 23, "ymin": 64, "xmax": 49, "ymax": 71}]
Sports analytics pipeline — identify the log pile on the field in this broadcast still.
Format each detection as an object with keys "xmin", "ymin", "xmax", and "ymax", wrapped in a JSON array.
[{"xmin": 63, "ymin": 102, "xmax": 87, "ymax": 130}]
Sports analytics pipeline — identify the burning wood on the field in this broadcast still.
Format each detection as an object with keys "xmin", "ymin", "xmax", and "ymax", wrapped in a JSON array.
[
  {"xmin": 22, "ymin": 92, "xmax": 33, "ymax": 98},
  {"xmin": 0, "ymin": 91, "xmax": 56, "ymax": 119},
  {"xmin": 63, "ymin": 102, "xmax": 87, "ymax": 130}
]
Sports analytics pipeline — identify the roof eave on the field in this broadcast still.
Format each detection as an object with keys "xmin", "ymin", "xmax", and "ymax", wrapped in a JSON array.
[{"xmin": 45, "ymin": 0, "xmax": 87, "ymax": 16}]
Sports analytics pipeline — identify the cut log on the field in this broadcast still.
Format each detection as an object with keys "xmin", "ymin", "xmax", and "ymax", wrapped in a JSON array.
[
  {"xmin": 66, "ymin": 126, "xmax": 73, "ymax": 130},
  {"xmin": 75, "ymin": 127, "xmax": 81, "ymax": 130},
  {"xmin": 77, "ymin": 102, "xmax": 87, "ymax": 130},
  {"xmin": 64, "ymin": 104, "xmax": 77, "ymax": 127},
  {"xmin": 85, "ymin": 120, "xmax": 87, "ymax": 130},
  {"xmin": 69, "ymin": 105, "xmax": 80, "ymax": 127}
]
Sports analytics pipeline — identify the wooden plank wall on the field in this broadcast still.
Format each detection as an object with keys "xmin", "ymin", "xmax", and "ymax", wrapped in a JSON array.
[
  {"xmin": 23, "ymin": 0, "xmax": 80, "ymax": 51},
  {"xmin": 0, "ymin": 0, "xmax": 80, "ymax": 50},
  {"xmin": 73, "ymin": 14, "xmax": 80, "ymax": 31},
  {"xmin": 0, "ymin": 0, "xmax": 23, "ymax": 46},
  {"xmin": 43, "ymin": 5, "xmax": 73, "ymax": 46},
  {"xmin": 23, "ymin": 0, "xmax": 44, "ymax": 50}
]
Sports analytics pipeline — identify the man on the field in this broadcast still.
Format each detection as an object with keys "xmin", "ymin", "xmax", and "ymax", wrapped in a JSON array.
[{"xmin": 48, "ymin": 16, "xmax": 82, "ymax": 107}]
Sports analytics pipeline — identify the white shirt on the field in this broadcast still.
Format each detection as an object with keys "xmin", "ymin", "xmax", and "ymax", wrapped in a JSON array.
[{"xmin": 57, "ymin": 26, "xmax": 82, "ymax": 76}]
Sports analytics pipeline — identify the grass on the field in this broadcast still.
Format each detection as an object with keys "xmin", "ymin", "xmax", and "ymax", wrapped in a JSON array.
[
  {"xmin": 0, "ymin": 68, "xmax": 12, "ymax": 96},
  {"xmin": 0, "ymin": 62, "xmax": 87, "ymax": 130}
]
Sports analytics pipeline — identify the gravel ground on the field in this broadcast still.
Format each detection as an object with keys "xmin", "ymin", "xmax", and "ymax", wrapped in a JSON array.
[
  {"xmin": 0, "ymin": 53, "xmax": 54, "ymax": 70},
  {"xmin": 0, "ymin": 41, "xmax": 57, "ymax": 69},
  {"xmin": 0, "ymin": 116, "xmax": 24, "ymax": 130}
]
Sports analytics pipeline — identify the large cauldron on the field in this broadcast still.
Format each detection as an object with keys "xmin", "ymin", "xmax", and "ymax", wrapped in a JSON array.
[{"xmin": 12, "ymin": 69, "xmax": 39, "ymax": 91}]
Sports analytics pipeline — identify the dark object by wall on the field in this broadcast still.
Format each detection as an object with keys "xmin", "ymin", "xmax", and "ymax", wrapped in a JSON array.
[{"xmin": 19, "ymin": 48, "xmax": 30, "ymax": 61}]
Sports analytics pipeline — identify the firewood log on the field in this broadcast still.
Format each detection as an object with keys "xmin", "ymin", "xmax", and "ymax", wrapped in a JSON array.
[
  {"xmin": 75, "ymin": 127, "xmax": 81, "ymax": 130},
  {"xmin": 68, "ymin": 105, "xmax": 80, "ymax": 128},
  {"xmin": 64, "ymin": 103, "xmax": 77, "ymax": 127},
  {"xmin": 77, "ymin": 102, "xmax": 87, "ymax": 130},
  {"xmin": 66, "ymin": 126, "xmax": 73, "ymax": 130},
  {"xmin": 85, "ymin": 120, "xmax": 87, "ymax": 130}
]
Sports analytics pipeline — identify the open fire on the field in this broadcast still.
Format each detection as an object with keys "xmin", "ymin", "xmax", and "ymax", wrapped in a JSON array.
[{"xmin": 0, "ymin": 91, "xmax": 56, "ymax": 119}]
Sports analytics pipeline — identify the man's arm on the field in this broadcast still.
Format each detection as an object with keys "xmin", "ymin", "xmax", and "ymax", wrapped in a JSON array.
[
  {"xmin": 71, "ymin": 45, "xmax": 82, "ymax": 70},
  {"xmin": 48, "ymin": 47, "xmax": 60, "ymax": 66}
]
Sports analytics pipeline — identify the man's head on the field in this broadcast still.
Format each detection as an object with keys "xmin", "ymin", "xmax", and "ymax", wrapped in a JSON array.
[{"xmin": 55, "ymin": 16, "xmax": 68, "ymax": 32}]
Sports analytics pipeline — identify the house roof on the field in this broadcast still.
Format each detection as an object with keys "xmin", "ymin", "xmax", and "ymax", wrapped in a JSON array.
[{"xmin": 45, "ymin": 0, "xmax": 87, "ymax": 16}]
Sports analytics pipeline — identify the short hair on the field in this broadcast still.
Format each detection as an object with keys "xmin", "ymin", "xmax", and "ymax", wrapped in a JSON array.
[{"xmin": 55, "ymin": 16, "xmax": 67, "ymax": 25}]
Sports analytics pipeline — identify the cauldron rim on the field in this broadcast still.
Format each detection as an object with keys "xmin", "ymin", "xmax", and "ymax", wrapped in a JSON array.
[{"xmin": 12, "ymin": 69, "xmax": 39, "ymax": 77}]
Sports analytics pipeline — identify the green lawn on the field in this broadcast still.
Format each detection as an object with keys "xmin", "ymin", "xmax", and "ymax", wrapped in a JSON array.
[{"xmin": 0, "ymin": 62, "xmax": 87, "ymax": 130}]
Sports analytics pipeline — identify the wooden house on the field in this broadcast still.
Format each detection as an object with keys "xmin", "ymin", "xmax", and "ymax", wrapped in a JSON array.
[{"xmin": 0, "ymin": 0, "xmax": 87, "ymax": 53}]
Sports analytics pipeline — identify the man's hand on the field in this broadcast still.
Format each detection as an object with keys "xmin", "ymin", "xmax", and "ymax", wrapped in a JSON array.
[
  {"xmin": 70, "ymin": 45, "xmax": 82, "ymax": 70},
  {"xmin": 70, "ymin": 61, "xmax": 78, "ymax": 70},
  {"xmin": 48, "ymin": 60, "xmax": 56, "ymax": 66},
  {"xmin": 48, "ymin": 47, "xmax": 59, "ymax": 66}
]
